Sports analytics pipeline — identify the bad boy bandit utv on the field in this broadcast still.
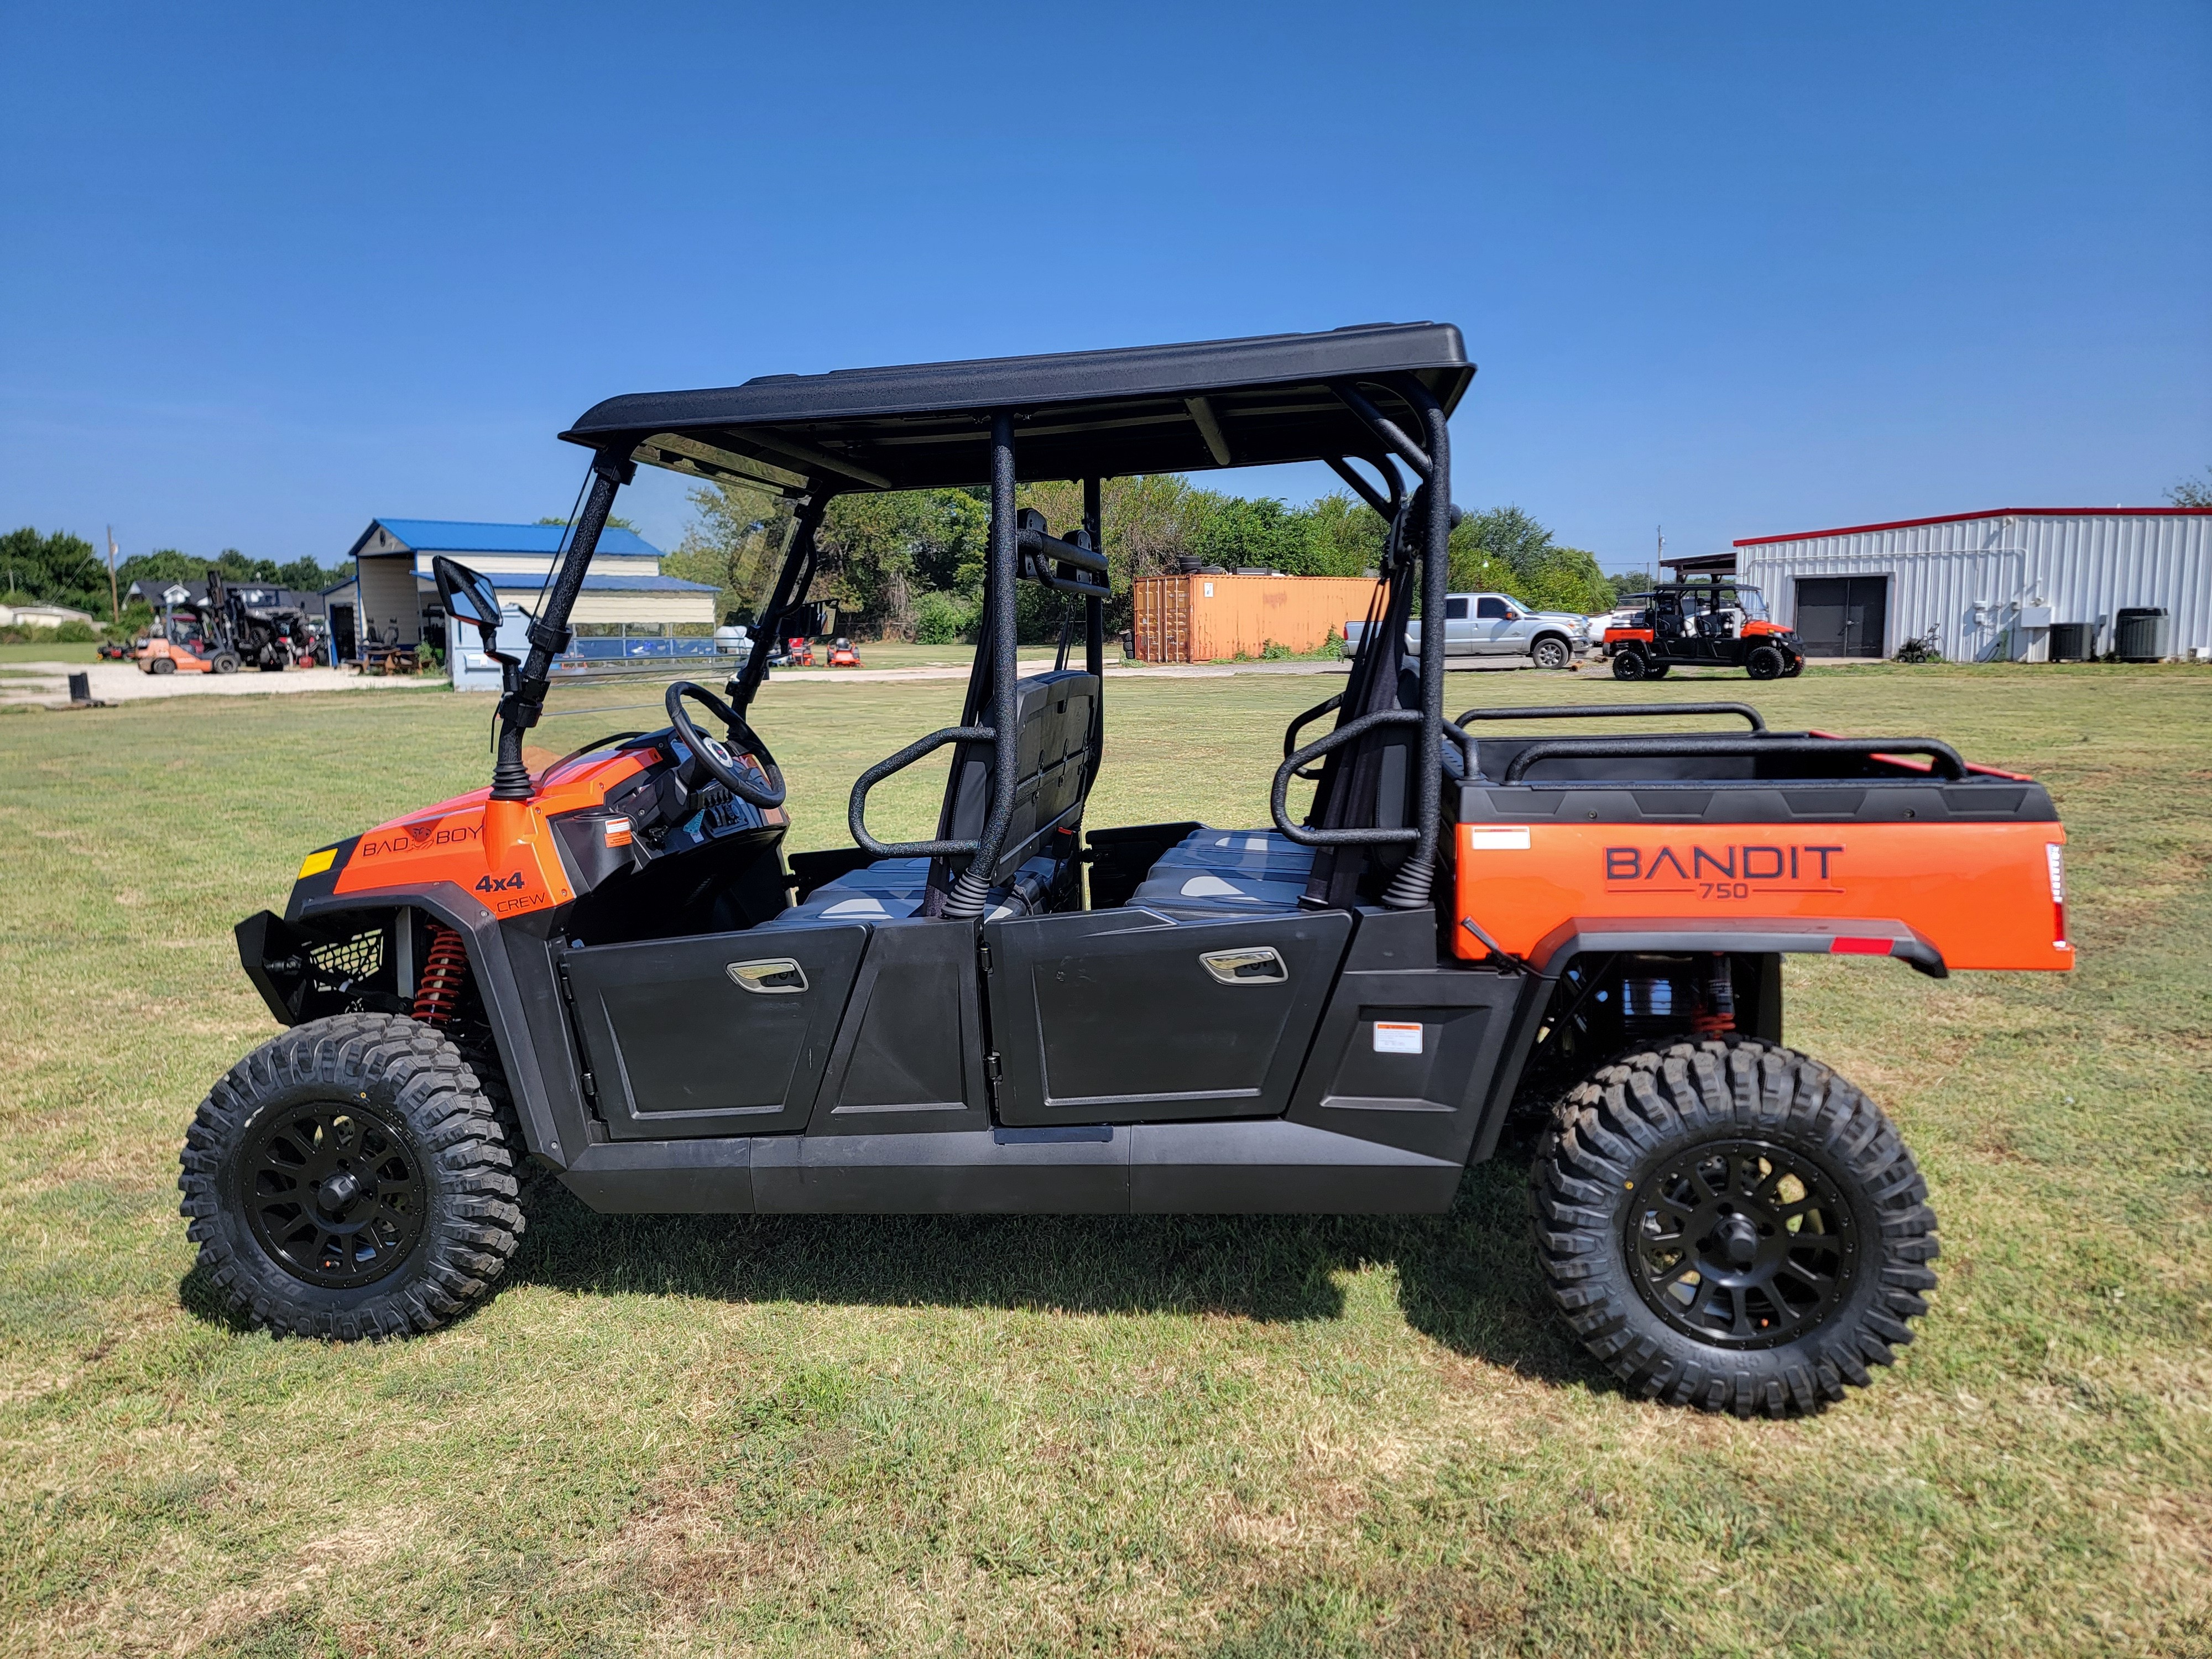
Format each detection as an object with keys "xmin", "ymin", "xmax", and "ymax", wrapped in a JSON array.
[
  {"xmin": 181, "ymin": 325, "xmax": 2073, "ymax": 1416},
  {"xmin": 1604, "ymin": 578, "xmax": 1806, "ymax": 681}
]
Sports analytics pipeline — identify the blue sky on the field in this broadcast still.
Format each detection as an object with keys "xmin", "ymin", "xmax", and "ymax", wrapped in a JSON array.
[{"xmin": 3, "ymin": 2, "xmax": 2206, "ymax": 575}]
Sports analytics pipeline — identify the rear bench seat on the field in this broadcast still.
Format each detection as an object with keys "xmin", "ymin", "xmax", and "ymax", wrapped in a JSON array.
[
  {"xmin": 759, "ymin": 854, "xmax": 1062, "ymax": 928},
  {"xmin": 1125, "ymin": 827, "xmax": 1315, "ymax": 919}
]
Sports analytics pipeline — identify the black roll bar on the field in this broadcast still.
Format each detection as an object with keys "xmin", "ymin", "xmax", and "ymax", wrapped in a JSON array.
[
  {"xmin": 491, "ymin": 451, "xmax": 632, "ymax": 800},
  {"xmin": 1270, "ymin": 709, "xmax": 1477, "ymax": 848},
  {"xmin": 1454, "ymin": 701, "xmax": 1768, "ymax": 732},
  {"xmin": 939, "ymin": 413, "xmax": 1022, "ymax": 920},
  {"xmin": 1282, "ymin": 692, "xmax": 1343, "ymax": 761},
  {"xmin": 1498, "ymin": 734, "xmax": 1968, "ymax": 785},
  {"xmin": 1331, "ymin": 383, "xmax": 1433, "ymax": 479},
  {"xmin": 1325, "ymin": 453, "xmax": 1405, "ymax": 520},
  {"xmin": 1016, "ymin": 521, "xmax": 1111, "ymax": 599},
  {"xmin": 1453, "ymin": 701, "xmax": 1767, "ymax": 779},
  {"xmin": 848, "ymin": 725, "xmax": 997, "ymax": 858},
  {"xmin": 1378, "ymin": 378, "xmax": 1452, "ymax": 909}
]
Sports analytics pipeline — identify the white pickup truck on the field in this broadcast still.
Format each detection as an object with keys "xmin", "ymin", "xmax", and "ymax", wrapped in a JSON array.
[{"xmin": 1343, "ymin": 592, "xmax": 1590, "ymax": 670}]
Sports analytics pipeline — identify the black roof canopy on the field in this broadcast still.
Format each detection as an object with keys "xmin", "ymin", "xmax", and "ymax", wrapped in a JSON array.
[{"xmin": 561, "ymin": 322, "xmax": 1472, "ymax": 494}]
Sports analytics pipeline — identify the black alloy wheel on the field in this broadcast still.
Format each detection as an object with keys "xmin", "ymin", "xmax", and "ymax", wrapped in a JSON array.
[
  {"xmin": 239, "ymin": 1099, "xmax": 426, "ymax": 1287},
  {"xmin": 1611, "ymin": 650, "xmax": 1648, "ymax": 681},
  {"xmin": 1746, "ymin": 644, "xmax": 1786, "ymax": 680},
  {"xmin": 180, "ymin": 1011, "xmax": 524, "ymax": 1339},
  {"xmin": 1781, "ymin": 655, "xmax": 1804, "ymax": 677},
  {"xmin": 1627, "ymin": 1139, "xmax": 1852, "ymax": 1347},
  {"xmin": 1532, "ymin": 1038, "xmax": 1938, "ymax": 1417}
]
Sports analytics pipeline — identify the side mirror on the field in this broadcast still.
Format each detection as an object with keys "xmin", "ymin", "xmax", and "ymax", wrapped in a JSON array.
[{"xmin": 432, "ymin": 557, "xmax": 510, "ymax": 661}]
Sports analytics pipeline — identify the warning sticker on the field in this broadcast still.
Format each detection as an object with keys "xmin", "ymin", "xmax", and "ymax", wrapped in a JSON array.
[
  {"xmin": 605, "ymin": 817, "xmax": 634, "ymax": 847},
  {"xmin": 1373, "ymin": 1021, "xmax": 1424, "ymax": 1055},
  {"xmin": 1463, "ymin": 827, "xmax": 1531, "ymax": 850}
]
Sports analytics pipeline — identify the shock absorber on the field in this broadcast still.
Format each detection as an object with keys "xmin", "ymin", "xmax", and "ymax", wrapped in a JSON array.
[
  {"xmin": 1692, "ymin": 953, "xmax": 1736, "ymax": 1036},
  {"xmin": 413, "ymin": 922, "xmax": 469, "ymax": 1026}
]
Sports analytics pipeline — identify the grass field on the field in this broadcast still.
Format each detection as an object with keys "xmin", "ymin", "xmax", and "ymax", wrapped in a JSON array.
[
  {"xmin": 2, "ymin": 663, "xmax": 2208, "ymax": 1657},
  {"xmin": 0, "ymin": 644, "xmax": 102, "ymax": 666}
]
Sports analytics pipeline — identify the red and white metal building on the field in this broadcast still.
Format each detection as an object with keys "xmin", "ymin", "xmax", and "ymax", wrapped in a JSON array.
[{"xmin": 1726, "ymin": 508, "xmax": 2211, "ymax": 662}]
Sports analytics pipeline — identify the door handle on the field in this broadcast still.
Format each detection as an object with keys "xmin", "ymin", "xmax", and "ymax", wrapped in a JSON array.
[
  {"xmin": 1200, "ymin": 946, "xmax": 1287, "ymax": 985},
  {"xmin": 727, "ymin": 957, "xmax": 808, "ymax": 994}
]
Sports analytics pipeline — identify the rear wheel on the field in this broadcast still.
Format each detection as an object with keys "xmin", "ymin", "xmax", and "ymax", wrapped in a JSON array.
[
  {"xmin": 178, "ymin": 1013, "xmax": 523, "ymax": 1339},
  {"xmin": 1746, "ymin": 644, "xmax": 1786, "ymax": 680},
  {"xmin": 1531, "ymin": 1039, "xmax": 1938, "ymax": 1417},
  {"xmin": 1611, "ymin": 650, "xmax": 1648, "ymax": 681},
  {"xmin": 1531, "ymin": 635, "xmax": 1572, "ymax": 671}
]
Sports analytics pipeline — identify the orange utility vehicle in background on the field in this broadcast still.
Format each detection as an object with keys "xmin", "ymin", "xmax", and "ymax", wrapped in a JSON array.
[
  {"xmin": 181, "ymin": 323, "xmax": 2070, "ymax": 1419},
  {"xmin": 1603, "ymin": 578, "xmax": 1806, "ymax": 681}
]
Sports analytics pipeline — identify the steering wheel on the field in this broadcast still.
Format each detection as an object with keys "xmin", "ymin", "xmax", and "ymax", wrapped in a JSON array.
[{"xmin": 663, "ymin": 681, "xmax": 786, "ymax": 808}]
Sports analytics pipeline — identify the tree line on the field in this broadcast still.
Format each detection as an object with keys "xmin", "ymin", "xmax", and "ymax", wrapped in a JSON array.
[
  {"xmin": 664, "ymin": 478, "xmax": 1632, "ymax": 643},
  {"xmin": 0, "ymin": 526, "xmax": 349, "ymax": 626}
]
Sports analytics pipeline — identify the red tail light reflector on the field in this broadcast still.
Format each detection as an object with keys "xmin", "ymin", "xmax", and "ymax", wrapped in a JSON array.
[{"xmin": 1830, "ymin": 937, "xmax": 1894, "ymax": 956}]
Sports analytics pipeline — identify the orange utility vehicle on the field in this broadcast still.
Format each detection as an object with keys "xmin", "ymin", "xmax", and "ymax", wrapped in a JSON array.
[
  {"xmin": 1603, "ymin": 578, "xmax": 1806, "ymax": 681},
  {"xmin": 180, "ymin": 325, "xmax": 2070, "ymax": 1417}
]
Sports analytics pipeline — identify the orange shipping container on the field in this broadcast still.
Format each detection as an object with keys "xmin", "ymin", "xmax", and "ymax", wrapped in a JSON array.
[{"xmin": 1129, "ymin": 573, "xmax": 1376, "ymax": 663}]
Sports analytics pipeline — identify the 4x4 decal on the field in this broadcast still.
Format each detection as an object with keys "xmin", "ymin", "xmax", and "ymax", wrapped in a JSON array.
[{"xmin": 473, "ymin": 870, "xmax": 528, "ymax": 895}]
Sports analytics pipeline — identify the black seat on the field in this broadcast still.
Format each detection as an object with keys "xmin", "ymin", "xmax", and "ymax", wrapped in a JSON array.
[{"xmin": 767, "ymin": 668, "xmax": 1099, "ymax": 928}]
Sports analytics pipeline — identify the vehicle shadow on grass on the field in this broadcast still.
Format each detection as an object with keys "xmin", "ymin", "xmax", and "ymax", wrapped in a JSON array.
[{"xmin": 501, "ymin": 1159, "xmax": 1600, "ymax": 1386}]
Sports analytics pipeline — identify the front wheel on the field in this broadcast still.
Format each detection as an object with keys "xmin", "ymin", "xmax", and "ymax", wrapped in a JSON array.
[
  {"xmin": 1531, "ymin": 635, "xmax": 1572, "ymax": 671},
  {"xmin": 178, "ymin": 1013, "xmax": 524, "ymax": 1339},
  {"xmin": 1531, "ymin": 1039, "xmax": 1938, "ymax": 1417},
  {"xmin": 148, "ymin": 656, "xmax": 176, "ymax": 676},
  {"xmin": 1746, "ymin": 644, "xmax": 1786, "ymax": 680},
  {"xmin": 1781, "ymin": 655, "xmax": 1804, "ymax": 678},
  {"xmin": 210, "ymin": 652, "xmax": 240, "ymax": 675}
]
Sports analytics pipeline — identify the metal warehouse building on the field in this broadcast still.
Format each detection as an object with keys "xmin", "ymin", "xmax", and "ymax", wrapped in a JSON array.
[{"xmin": 1728, "ymin": 507, "xmax": 2210, "ymax": 662}]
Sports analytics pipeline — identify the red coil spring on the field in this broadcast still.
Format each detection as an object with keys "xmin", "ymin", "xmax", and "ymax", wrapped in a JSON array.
[{"xmin": 413, "ymin": 923, "xmax": 469, "ymax": 1025}]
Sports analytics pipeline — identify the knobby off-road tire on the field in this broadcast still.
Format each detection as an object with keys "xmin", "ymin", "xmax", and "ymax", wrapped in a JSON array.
[
  {"xmin": 179, "ymin": 1013, "xmax": 524, "ymax": 1339},
  {"xmin": 1745, "ymin": 644, "xmax": 1787, "ymax": 680},
  {"xmin": 1531, "ymin": 1038, "xmax": 1938, "ymax": 1417},
  {"xmin": 1611, "ymin": 650, "xmax": 1648, "ymax": 681}
]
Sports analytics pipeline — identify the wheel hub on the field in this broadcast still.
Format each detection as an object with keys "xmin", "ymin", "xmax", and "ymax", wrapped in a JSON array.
[
  {"xmin": 240, "ymin": 1100, "xmax": 426, "ymax": 1288},
  {"xmin": 1625, "ymin": 1138, "xmax": 1856, "ymax": 1349},
  {"xmin": 317, "ymin": 1168, "xmax": 364, "ymax": 1215}
]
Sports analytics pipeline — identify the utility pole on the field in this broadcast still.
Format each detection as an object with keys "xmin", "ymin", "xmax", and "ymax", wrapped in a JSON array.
[
  {"xmin": 106, "ymin": 527, "xmax": 121, "ymax": 623},
  {"xmin": 1655, "ymin": 524, "xmax": 1664, "ymax": 587}
]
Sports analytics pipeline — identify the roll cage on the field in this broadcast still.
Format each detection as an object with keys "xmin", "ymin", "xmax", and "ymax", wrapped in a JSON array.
[{"xmin": 487, "ymin": 322, "xmax": 1476, "ymax": 911}]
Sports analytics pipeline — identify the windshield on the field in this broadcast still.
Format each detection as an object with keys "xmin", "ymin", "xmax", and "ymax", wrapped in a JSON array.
[{"xmin": 1729, "ymin": 586, "xmax": 1768, "ymax": 620}]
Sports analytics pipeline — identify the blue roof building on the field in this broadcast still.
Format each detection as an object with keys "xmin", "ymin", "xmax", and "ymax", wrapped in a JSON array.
[{"xmin": 324, "ymin": 518, "xmax": 718, "ymax": 673}]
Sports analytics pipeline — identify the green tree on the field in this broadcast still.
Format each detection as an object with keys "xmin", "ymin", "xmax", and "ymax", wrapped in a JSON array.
[
  {"xmin": 113, "ymin": 547, "xmax": 284, "ymax": 594},
  {"xmin": 536, "ymin": 514, "xmax": 639, "ymax": 530},
  {"xmin": 0, "ymin": 527, "xmax": 107, "ymax": 614},
  {"xmin": 663, "ymin": 482, "xmax": 795, "ymax": 628},
  {"xmin": 2168, "ymin": 467, "xmax": 2212, "ymax": 508},
  {"xmin": 274, "ymin": 557, "xmax": 348, "ymax": 592}
]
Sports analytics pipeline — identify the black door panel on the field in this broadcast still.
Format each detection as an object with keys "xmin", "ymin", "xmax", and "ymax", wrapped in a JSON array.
[
  {"xmin": 562, "ymin": 924, "xmax": 868, "ymax": 1139},
  {"xmin": 985, "ymin": 909, "xmax": 1353, "ymax": 1124}
]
